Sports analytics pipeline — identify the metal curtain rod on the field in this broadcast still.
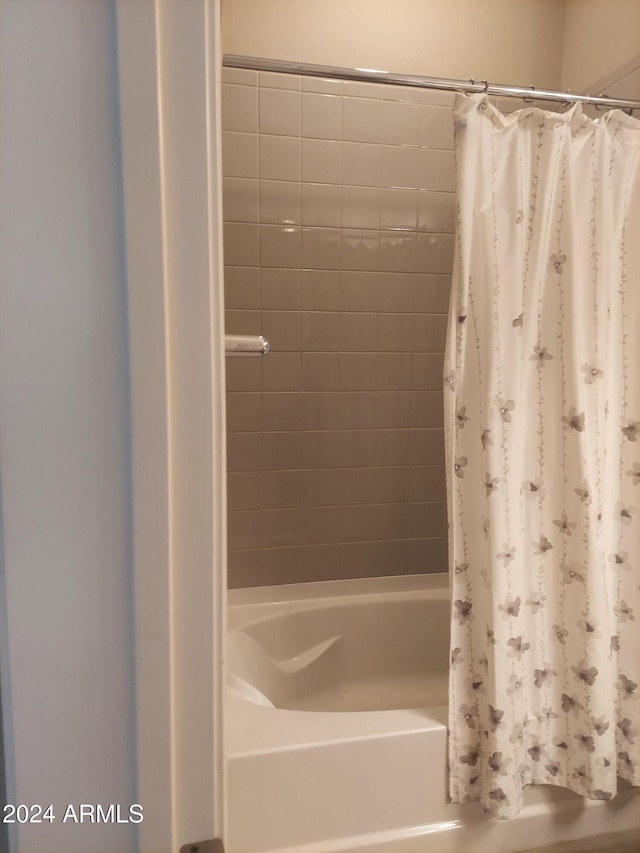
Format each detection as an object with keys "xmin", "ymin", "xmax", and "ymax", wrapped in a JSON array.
[{"xmin": 223, "ymin": 54, "xmax": 640, "ymax": 112}]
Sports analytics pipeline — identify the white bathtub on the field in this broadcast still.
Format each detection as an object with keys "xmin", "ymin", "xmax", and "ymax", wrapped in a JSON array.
[{"xmin": 226, "ymin": 574, "xmax": 640, "ymax": 853}]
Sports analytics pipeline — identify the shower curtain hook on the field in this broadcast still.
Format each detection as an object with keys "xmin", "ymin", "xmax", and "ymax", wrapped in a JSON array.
[
  {"xmin": 595, "ymin": 93, "xmax": 610, "ymax": 112},
  {"xmin": 523, "ymin": 84, "xmax": 535, "ymax": 104},
  {"xmin": 465, "ymin": 79, "xmax": 477, "ymax": 95}
]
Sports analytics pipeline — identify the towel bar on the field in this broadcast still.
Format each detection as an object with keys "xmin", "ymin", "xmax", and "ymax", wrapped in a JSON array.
[{"xmin": 225, "ymin": 334, "xmax": 270, "ymax": 357}]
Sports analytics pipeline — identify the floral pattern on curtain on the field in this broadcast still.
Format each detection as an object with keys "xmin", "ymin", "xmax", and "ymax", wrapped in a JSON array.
[{"xmin": 445, "ymin": 93, "xmax": 640, "ymax": 819}]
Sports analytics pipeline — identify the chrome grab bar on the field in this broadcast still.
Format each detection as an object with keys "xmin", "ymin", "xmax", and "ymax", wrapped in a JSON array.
[{"xmin": 225, "ymin": 334, "xmax": 270, "ymax": 357}]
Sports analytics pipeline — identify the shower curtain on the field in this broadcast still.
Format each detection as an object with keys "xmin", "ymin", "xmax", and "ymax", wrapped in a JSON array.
[{"xmin": 445, "ymin": 92, "xmax": 640, "ymax": 819}]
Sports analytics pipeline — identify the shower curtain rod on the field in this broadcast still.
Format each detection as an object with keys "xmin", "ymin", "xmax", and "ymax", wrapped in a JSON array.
[{"xmin": 223, "ymin": 54, "xmax": 640, "ymax": 112}]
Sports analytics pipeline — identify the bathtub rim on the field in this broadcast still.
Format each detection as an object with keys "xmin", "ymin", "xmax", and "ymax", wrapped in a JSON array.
[{"xmin": 226, "ymin": 572, "xmax": 451, "ymax": 757}]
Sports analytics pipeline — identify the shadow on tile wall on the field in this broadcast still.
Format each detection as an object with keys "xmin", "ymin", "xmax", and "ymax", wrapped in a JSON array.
[{"xmin": 222, "ymin": 67, "xmax": 454, "ymax": 588}]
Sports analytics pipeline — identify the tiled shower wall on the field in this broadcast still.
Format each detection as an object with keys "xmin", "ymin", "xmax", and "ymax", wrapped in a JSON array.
[{"xmin": 222, "ymin": 67, "xmax": 455, "ymax": 588}]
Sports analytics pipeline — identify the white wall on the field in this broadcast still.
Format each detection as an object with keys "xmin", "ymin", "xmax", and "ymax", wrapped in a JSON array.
[
  {"xmin": 562, "ymin": 0, "xmax": 640, "ymax": 91},
  {"xmin": 221, "ymin": 0, "xmax": 566, "ymax": 88},
  {"xmin": 0, "ymin": 2, "xmax": 136, "ymax": 851}
]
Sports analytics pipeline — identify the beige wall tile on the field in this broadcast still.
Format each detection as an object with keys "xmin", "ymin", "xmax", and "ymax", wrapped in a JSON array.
[
  {"xmin": 339, "ymin": 312, "xmax": 377, "ymax": 351},
  {"xmin": 408, "ymin": 538, "xmax": 448, "ymax": 574},
  {"xmin": 383, "ymin": 85, "xmax": 421, "ymax": 105},
  {"xmin": 222, "ymin": 79, "xmax": 455, "ymax": 586},
  {"xmin": 336, "ymin": 430, "xmax": 376, "ymax": 468},
  {"xmin": 410, "ymin": 465, "xmax": 447, "ymax": 502},
  {"xmin": 302, "ymin": 311, "xmax": 341, "ymax": 352},
  {"xmin": 341, "ymin": 231, "xmax": 380, "ymax": 272},
  {"xmin": 225, "ymin": 309, "xmax": 261, "ymax": 336},
  {"xmin": 336, "ymin": 542, "xmax": 376, "ymax": 579},
  {"xmin": 228, "ymin": 472, "xmax": 262, "ymax": 511},
  {"xmin": 417, "ymin": 191, "xmax": 455, "ymax": 233},
  {"xmin": 338, "ymin": 467, "xmax": 374, "ymax": 505},
  {"xmin": 376, "ymin": 273, "xmax": 415, "ymax": 312},
  {"xmin": 228, "ymin": 432, "xmax": 262, "ymax": 472},
  {"xmin": 260, "ymin": 225, "xmax": 301, "ymax": 268},
  {"xmin": 259, "ymin": 88, "xmax": 301, "ymax": 136},
  {"xmin": 224, "ymin": 266, "xmax": 260, "ymax": 309},
  {"xmin": 374, "ymin": 392, "xmax": 412, "ymax": 428},
  {"xmin": 262, "ymin": 352, "xmax": 301, "ymax": 392},
  {"xmin": 419, "ymin": 105, "xmax": 454, "ymax": 149},
  {"xmin": 261, "ymin": 470, "xmax": 301, "ymax": 509},
  {"xmin": 414, "ymin": 274, "xmax": 451, "ymax": 313},
  {"xmin": 300, "ymin": 430, "xmax": 340, "ymax": 469},
  {"xmin": 262, "ymin": 431, "xmax": 300, "ymax": 470},
  {"xmin": 259, "ymin": 72, "xmax": 301, "ymax": 91},
  {"xmin": 343, "ymin": 96, "xmax": 381, "ymax": 143},
  {"xmin": 302, "ymin": 92, "xmax": 342, "ymax": 140},
  {"xmin": 340, "ymin": 272, "xmax": 380, "ymax": 312},
  {"xmin": 260, "ymin": 135, "xmax": 301, "ymax": 181},
  {"xmin": 339, "ymin": 392, "xmax": 377, "ymax": 429},
  {"xmin": 259, "ymin": 180, "xmax": 301, "ymax": 225},
  {"xmin": 338, "ymin": 504, "xmax": 375, "ymax": 542},
  {"xmin": 262, "ymin": 310, "xmax": 301, "ymax": 351},
  {"xmin": 418, "ymin": 149, "xmax": 455, "ymax": 192},
  {"xmin": 379, "ymin": 188, "xmax": 418, "ymax": 231},
  {"xmin": 262, "ymin": 547, "xmax": 301, "ymax": 584},
  {"xmin": 379, "ymin": 232, "xmax": 416, "ymax": 273},
  {"xmin": 228, "ymin": 510, "xmax": 262, "ymax": 551},
  {"xmin": 412, "ymin": 353, "xmax": 445, "ymax": 390},
  {"xmin": 222, "ymin": 83, "xmax": 258, "ymax": 132},
  {"xmin": 299, "ymin": 506, "xmax": 338, "ymax": 545},
  {"xmin": 299, "ymin": 544, "xmax": 338, "ymax": 581},
  {"xmin": 301, "ymin": 139, "xmax": 342, "ymax": 184},
  {"xmin": 413, "ymin": 314, "xmax": 448, "ymax": 352},
  {"xmin": 380, "ymin": 145, "xmax": 420, "ymax": 189},
  {"xmin": 342, "ymin": 82, "xmax": 385, "ymax": 99},
  {"xmin": 373, "ymin": 503, "xmax": 410, "ymax": 540},
  {"xmin": 223, "ymin": 222, "xmax": 260, "ymax": 267},
  {"xmin": 374, "ymin": 540, "xmax": 409, "ymax": 576},
  {"xmin": 228, "ymin": 549, "xmax": 263, "ymax": 589},
  {"xmin": 302, "ymin": 270, "xmax": 341, "ymax": 311},
  {"xmin": 300, "ymin": 392, "xmax": 343, "ymax": 430},
  {"xmin": 223, "ymin": 177, "xmax": 259, "ymax": 223},
  {"xmin": 373, "ymin": 466, "xmax": 410, "ymax": 504},
  {"xmin": 421, "ymin": 90, "xmax": 454, "ymax": 107},
  {"xmin": 409, "ymin": 502, "xmax": 447, "ymax": 538},
  {"xmin": 340, "ymin": 353, "xmax": 377, "ymax": 390},
  {"xmin": 381, "ymin": 100, "xmax": 421, "ymax": 146},
  {"xmin": 301, "ymin": 352, "xmax": 340, "ymax": 390},
  {"xmin": 302, "ymin": 77, "xmax": 342, "ymax": 95},
  {"xmin": 300, "ymin": 468, "xmax": 341, "ymax": 507},
  {"xmin": 417, "ymin": 233, "xmax": 455, "ymax": 274},
  {"xmin": 226, "ymin": 357, "xmax": 262, "ymax": 393},
  {"xmin": 374, "ymin": 429, "xmax": 412, "ymax": 466},
  {"xmin": 222, "ymin": 131, "xmax": 259, "ymax": 179},
  {"xmin": 376, "ymin": 353, "xmax": 413, "ymax": 391},
  {"xmin": 412, "ymin": 391, "xmax": 445, "ymax": 428},
  {"xmin": 342, "ymin": 142, "xmax": 380, "ymax": 187},
  {"xmin": 226, "ymin": 392, "xmax": 262, "ymax": 433},
  {"xmin": 261, "ymin": 268, "xmax": 301, "ymax": 310},
  {"xmin": 222, "ymin": 67, "xmax": 257, "ymax": 86},
  {"xmin": 301, "ymin": 227, "xmax": 341, "ymax": 269},
  {"xmin": 342, "ymin": 186, "xmax": 380, "ymax": 229},
  {"xmin": 411, "ymin": 429, "xmax": 445, "ymax": 465},
  {"xmin": 261, "ymin": 508, "xmax": 300, "ymax": 548},
  {"xmin": 377, "ymin": 314, "xmax": 414, "ymax": 352},
  {"xmin": 301, "ymin": 184, "xmax": 342, "ymax": 227},
  {"xmin": 262, "ymin": 392, "xmax": 300, "ymax": 431},
  {"xmin": 374, "ymin": 466, "xmax": 411, "ymax": 503}
]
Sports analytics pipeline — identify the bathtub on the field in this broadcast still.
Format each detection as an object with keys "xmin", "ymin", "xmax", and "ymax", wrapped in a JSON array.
[{"xmin": 226, "ymin": 574, "xmax": 640, "ymax": 853}]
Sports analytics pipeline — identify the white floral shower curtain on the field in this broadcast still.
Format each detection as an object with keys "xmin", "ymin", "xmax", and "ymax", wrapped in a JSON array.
[{"xmin": 445, "ymin": 92, "xmax": 640, "ymax": 819}]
